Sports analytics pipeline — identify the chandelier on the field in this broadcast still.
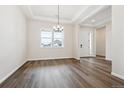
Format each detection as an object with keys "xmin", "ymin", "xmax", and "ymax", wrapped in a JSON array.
[{"xmin": 53, "ymin": 5, "xmax": 64, "ymax": 32}]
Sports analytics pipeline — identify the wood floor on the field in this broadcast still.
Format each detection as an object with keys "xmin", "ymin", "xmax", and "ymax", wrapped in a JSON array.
[{"xmin": 0, "ymin": 57, "xmax": 124, "ymax": 88}]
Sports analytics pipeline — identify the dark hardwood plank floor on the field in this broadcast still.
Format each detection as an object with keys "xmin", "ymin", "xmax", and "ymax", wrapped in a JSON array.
[{"xmin": 0, "ymin": 57, "xmax": 124, "ymax": 88}]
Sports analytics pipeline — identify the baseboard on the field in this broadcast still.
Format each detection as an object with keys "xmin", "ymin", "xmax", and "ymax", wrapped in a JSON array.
[
  {"xmin": 0, "ymin": 57, "xmax": 79, "ymax": 84},
  {"xmin": 105, "ymin": 58, "xmax": 112, "ymax": 62},
  {"xmin": 105, "ymin": 59, "xmax": 112, "ymax": 62},
  {"xmin": 0, "ymin": 60, "xmax": 27, "ymax": 84},
  {"xmin": 28, "ymin": 57, "xmax": 75, "ymax": 61},
  {"xmin": 111, "ymin": 72, "xmax": 124, "ymax": 80},
  {"xmin": 80, "ymin": 55, "xmax": 96, "ymax": 58},
  {"xmin": 73, "ymin": 57, "xmax": 80, "ymax": 60},
  {"xmin": 96, "ymin": 55, "xmax": 105, "ymax": 58}
]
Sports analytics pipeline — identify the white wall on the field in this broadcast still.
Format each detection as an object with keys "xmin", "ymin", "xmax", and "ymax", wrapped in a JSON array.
[
  {"xmin": 112, "ymin": 6, "xmax": 124, "ymax": 79},
  {"xmin": 73, "ymin": 24, "xmax": 80, "ymax": 60},
  {"xmin": 27, "ymin": 20, "xmax": 74, "ymax": 60},
  {"xmin": 96, "ymin": 27, "xmax": 106, "ymax": 56},
  {"xmin": 106, "ymin": 22, "xmax": 112, "ymax": 60},
  {"xmin": 0, "ymin": 6, "xmax": 27, "ymax": 83}
]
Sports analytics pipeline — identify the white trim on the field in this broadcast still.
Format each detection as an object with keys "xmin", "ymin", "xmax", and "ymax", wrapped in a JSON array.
[
  {"xmin": 26, "ymin": 6, "xmax": 72, "ymax": 24},
  {"xmin": 80, "ymin": 24, "xmax": 94, "ymax": 27},
  {"xmin": 111, "ymin": 72, "xmax": 124, "ymax": 80},
  {"xmin": 0, "ymin": 57, "xmax": 80, "ymax": 84},
  {"xmin": 80, "ymin": 55, "xmax": 96, "ymax": 58},
  {"xmin": 78, "ymin": 6, "xmax": 107, "ymax": 24},
  {"xmin": 94, "ymin": 17, "xmax": 111, "ymax": 28},
  {"xmin": 27, "ymin": 5, "xmax": 34, "ymax": 17},
  {"xmin": 20, "ymin": 5, "xmax": 110, "ymax": 25},
  {"xmin": 73, "ymin": 57, "xmax": 80, "ymax": 60},
  {"xmin": 0, "ymin": 60, "xmax": 27, "ymax": 84},
  {"xmin": 72, "ymin": 6, "xmax": 90, "ymax": 22},
  {"xmin": 28, "ymin": 57, "xmax": 75, "ymax": 61},
  {"xmin": 33, "ymin": 16, "xmax": 72, "ymax": 24},
  {"xmin": 20, "ymin": 6, "xmax": 33, "ymax": 19},
  {"xmin": 80, "ymin": 18, "xmax": 111, "ymax": 28},
  {"xmin": 105, "ymin": 58, "xmax": 112, "ymax": 61}
]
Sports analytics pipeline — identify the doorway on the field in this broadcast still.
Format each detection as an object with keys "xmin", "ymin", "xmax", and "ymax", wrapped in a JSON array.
[
  {"xmin": 79, "ymin": 29, "xmax": 94, "ymax": 58},
  {"xmin": 96, "ymin": 27, "xmax": 106, "ymax": 58}
]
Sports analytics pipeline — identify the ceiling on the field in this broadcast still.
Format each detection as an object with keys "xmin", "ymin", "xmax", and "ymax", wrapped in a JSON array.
[
  {"xmin": 81, "ymin": 6, "xmax": 112, "ymax": 27},
  {"xmin": 21, "ymin": 5, "xmax": 112, "ymax": 27},
  {"xmin": 30, "ymin": 5, "xmax": 88, "ymax": 22}
]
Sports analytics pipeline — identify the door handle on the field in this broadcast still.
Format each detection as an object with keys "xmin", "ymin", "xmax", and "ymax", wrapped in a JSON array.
[{"xmin": 80, "ymin": 44, "xmax": 83, "ymax": 48}]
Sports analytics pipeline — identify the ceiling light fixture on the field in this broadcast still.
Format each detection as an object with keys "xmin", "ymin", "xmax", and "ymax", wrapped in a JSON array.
[{"xmin": 53, "ymin": 5, "xmax": 64, "ymax": 32}]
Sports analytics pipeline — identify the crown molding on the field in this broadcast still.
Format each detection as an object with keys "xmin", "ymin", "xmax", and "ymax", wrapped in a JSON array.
[
  {"xmin": 80, "ymin": 24, "xmax": 94, "ymax": 27},
  {"xmin": 80, "ymin": 16, "xmax": 111, "ymax": 28},
  {"xmin": 20, "ymin": 5, "xmax": 110, "ymax": 25},
  {"xmin": 71, "ymin": 5, "xmax": 90, "ymax": 22},
  {"xmin": 33, "ymin": 16, "xmax": 72, "ymax": 24},
  {"xmin": 77, "ymin": 6, "xmax": 108, "ymax": 24},
  {"xmin": 94, "ymin": 17, "xmax": 111, "ymax": 28},
  {"xmin": 20, "ymin": 6, "xmax": 33, "ymax": 19}
]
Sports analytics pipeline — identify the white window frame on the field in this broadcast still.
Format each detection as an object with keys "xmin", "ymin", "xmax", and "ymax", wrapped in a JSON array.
[{"xmin": 40, "ymin": 29, "xmax": 64, "ymax": 48}]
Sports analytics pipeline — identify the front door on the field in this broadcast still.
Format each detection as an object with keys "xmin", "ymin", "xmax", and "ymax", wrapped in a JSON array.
[{"xmin": 79, "ymin": 31, "xmax": 91, "ymax": 57}]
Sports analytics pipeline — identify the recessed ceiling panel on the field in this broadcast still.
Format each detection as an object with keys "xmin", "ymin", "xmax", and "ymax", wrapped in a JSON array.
[{"xmin": 30, "ymin": 5, "xmax": 88, "ymax": 21}]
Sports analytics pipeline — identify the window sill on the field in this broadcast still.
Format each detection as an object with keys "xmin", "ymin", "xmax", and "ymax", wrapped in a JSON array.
[{"xmin": 40, "ymin": 47, "xmax": 64, "ymax": 49}]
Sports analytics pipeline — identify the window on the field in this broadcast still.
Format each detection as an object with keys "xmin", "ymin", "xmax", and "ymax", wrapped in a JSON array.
[{"xmin": 41, "ymin": 30, "xmax": 64, "ymax": 48}]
